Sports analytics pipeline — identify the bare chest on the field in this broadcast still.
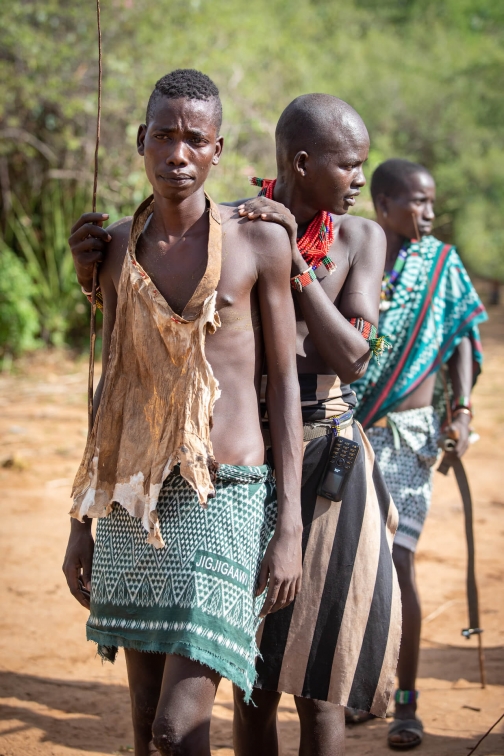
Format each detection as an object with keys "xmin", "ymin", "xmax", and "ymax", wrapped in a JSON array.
[
  {"xmin": 128, "ymin": 226, "xmax": 259, "ymax": 332},
  {"xmin": 214, "ymin": 233, "xmax": 259, "ymax": 332},
  {"xmin": 295, "ymin": 238, "xmax": 352, "ymax": 321},
  {"xmin": 135, "ymin": 235, "xmax": 210, "ymax": 316}
]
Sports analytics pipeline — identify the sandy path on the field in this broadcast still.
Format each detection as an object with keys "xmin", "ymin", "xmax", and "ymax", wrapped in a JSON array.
[{"xmin": 0, "ymin": 305, "xmax": 503, "ymax": 755}]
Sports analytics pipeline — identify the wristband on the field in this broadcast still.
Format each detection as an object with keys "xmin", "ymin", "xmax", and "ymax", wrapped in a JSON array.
[
  {"xmin": 452, "ymin": 395, "xmax": 471, "ymax": 411},
  {"xmin": 291, "ymin": 267, "xmax": 316, "ymax": 293},
  {"xmin": 394, "ymin": 689, "xmax": 419, "ymax": 705},
  {"xmin": 81, "ymin": 285, "xmax": 103, "ymax": 311},
  {"xmin": 348, "ymin": 317, "xmax": 392, "ymax": 363},
  {"xmin": 453, "ymin": 407, "xmax": 473, "ymax": 420}
]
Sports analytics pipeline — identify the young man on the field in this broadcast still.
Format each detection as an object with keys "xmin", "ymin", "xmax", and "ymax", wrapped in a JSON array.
[
  {"xmin": 63, "ymin": 69, "xmax": 303, "ymax": 756},
  {"xmin": 71, "ymin": 92, "xmax": 401, "ymax": 756},
  {"xmin": 227, "ymin": 95, "xmax": 402, "ymax": 756},
  {"xmin": 352, "ymin": 159, "xmax": 487, "ymax": 749}
]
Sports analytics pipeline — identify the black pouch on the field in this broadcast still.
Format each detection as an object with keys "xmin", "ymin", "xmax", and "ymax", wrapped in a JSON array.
[{"xmin": 317, "ymin": 434, "xmax": 360, "ymax": 502}]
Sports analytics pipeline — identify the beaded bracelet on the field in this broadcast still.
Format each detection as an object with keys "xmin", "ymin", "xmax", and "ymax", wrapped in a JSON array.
[
  {"xmin": 394, "ymin": 689, "xmax": 418, "ymax": 705},
  {"xmin": 452, "ymin": 395, "xmax": 472, "ymax": 412},
  {"xmin": 291, "ymin": 267, "xmax": 316, "ymax": 293},
  {"xmin": 453, "ymin": 407, "xmax": 473, "ymax": 420},
  {"xmin": 81, "ymin": 285, "xmax": 104, "ymax": 311},
  {"xmin": 348, "ymin": 317, "xmax": 392, "ymax": 362}
]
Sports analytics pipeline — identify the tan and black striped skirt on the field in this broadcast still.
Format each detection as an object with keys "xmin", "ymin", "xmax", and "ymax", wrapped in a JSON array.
[{"xmin": 256, "ymin": 420, "xmax": 401, "ymax": 717}]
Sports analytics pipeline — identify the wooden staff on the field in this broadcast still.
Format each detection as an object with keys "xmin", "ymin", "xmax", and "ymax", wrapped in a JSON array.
[{"xmin": 88, "ymin": 0, "xmax": 102, "ymax": 437}]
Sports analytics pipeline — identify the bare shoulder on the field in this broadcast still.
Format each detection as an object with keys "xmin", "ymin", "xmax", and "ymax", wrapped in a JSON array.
[
  {"xmin": 106, "ymin": 217, "xmax": 132, "ymax": 257},
  {"xmin": 218, "ymin": 203, "xmax": 290, "ymax": 271},
  {"xmin": 338, "ymin": 214, "xmax": 386, "ymax": 264},
  {"xmin": 100, "ymin": 216, "xmax": 132, "ymax": 286},
  {"xmin": 105, "ymin": 216, "xmax": 132, "ymax": 262},
  {"xmin": 220, "ymin": 196, "xmax": 253, "ymax": 208}
]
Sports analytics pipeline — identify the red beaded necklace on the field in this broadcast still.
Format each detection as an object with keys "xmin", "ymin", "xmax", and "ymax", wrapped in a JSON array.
[{"xmin": 250, "ymin": 177, "xmax": 336, "ymax": 273}]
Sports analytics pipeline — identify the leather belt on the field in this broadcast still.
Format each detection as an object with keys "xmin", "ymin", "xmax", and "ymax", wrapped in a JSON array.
[
  {"xmin": 262, "ymin": 412, "xmax": 354, "ymax": 447},
  {"xmin": 303, "ymin": 414, "xmax": 353, "ymax": 440}
]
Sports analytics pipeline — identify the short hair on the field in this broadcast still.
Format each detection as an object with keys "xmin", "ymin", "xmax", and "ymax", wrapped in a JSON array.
[
  {"xmin": 370, "ymin": 158, "xmax": 432, "ymax": 204},
  {"xmin": 275, "ymin": 94, "xmax": 367, "ymax": 164},
  {"xmin": 146, "ymin": 69, "xmax": 222, "ymax": 131}
]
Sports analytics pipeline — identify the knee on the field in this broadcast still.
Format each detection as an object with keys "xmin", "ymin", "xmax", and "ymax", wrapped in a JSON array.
[
  {"xmin": 151, "ymin": 718, "xmax": 188, "ymax": 756},
  {"xmin": 152, "ymin": 714, "xmax": 209, "ymax": 756},
  {"xmin": 295, "ymin": 696, "xmax": 342, "ymax": 725}
]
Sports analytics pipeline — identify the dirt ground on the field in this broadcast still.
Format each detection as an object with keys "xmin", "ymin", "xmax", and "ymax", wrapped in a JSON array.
[{"xmin": 1, "ymin": 300, "xmax": 503, "ymax": 756}]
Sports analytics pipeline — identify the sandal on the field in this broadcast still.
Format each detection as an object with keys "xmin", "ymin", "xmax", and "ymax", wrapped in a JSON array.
[
  {"xmin": 388, "ymin": 717, "xmax": 424, "ymax": 750},
  {"xmin": 345, "ymin": 706, "xmax": 376, "ymax": 725}
]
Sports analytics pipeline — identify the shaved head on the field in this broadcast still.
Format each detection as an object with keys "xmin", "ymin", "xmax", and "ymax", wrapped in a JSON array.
[
  {"xmin": 275, "ymin": 94, "xmax": 368, "ymax": 164},
  {"xmin": 273, "ymin": 94, "xmax": 370, "ymax": 215}
]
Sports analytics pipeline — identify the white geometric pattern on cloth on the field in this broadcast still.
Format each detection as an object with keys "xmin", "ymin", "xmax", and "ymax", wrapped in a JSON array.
[
  {"xmin": 366, "ymin": 406, "xmax": 440, "ymax": 553},
  {"xmin": 87, "ymin": 464, "xmax": 277, "ymax": 698}
]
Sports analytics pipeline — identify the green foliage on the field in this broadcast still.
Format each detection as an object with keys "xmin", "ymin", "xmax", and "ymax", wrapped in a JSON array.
[
  {"xmin": 0, "ymin": 244, "xmax": 40, "ymax": 358},
  {"xmin": 0, "ymin": 0, "xmax": 503, "ymax": 355},
  {"xmin": 3, "ymin": 181, "xmax": 91, "ymax": 348}
]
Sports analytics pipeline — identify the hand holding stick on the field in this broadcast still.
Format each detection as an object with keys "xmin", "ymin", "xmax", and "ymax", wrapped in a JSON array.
[{"xmin": 88, "ymin": 0, "xmax": 102, "ymax": 437}]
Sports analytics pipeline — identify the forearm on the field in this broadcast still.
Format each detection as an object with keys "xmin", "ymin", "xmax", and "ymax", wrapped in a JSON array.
[
  {"xmin": 266, "ymin": 380, "xmax": 303, "ymax": 535},
  {"xmin": 291, "ymin": 247, "xmax": 373, "ymax": 382},
  {"xmin": 447, "ymin": 336, "xmax": 473, "ymax": 401},
  {"xmin": 296, "ymin": 283, "xmax": 371, "ymax": 382}
]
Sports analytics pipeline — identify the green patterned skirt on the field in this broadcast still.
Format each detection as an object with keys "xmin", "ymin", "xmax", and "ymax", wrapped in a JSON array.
[{"xmin": 87, "ymin": 464, "xmax": 277, "ymax": 699}]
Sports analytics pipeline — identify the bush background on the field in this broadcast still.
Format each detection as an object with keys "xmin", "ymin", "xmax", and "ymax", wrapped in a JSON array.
[{"xmin": 1, "ymin": 0, "xmax": 503, "ymax": 355}]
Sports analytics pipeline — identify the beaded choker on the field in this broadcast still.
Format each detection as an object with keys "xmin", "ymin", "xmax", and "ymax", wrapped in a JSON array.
[{"xmin": 250, "ymin": 177, "xmax": 336, "ymax": 274}]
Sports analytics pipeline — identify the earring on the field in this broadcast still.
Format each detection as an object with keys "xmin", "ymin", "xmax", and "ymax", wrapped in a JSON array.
[{"xmin": 383, "ymin": 210, "xmax": 388, "ymax": 217}]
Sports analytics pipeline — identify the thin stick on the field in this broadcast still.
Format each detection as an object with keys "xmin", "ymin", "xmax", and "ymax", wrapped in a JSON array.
[
  {"xmin": 478, "ymin": 633, "xmax": 486, "ymax": 689},
  {"xmin": 466, "ymin": 711, "xmax": 504, "ymax": 755},
  {"xmin": 88, "ymin": 0, "xmax": 102, "ymax": 437},
  {"xmin": 411, "ymin": 214, "xmax": 452, "ymax": 424}
]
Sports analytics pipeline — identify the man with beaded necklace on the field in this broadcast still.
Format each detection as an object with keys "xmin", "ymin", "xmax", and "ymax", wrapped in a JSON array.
[
  {"xmin": 222, "ymin": 94, "xmax": 401, "ymax": 756},
  {"xmin": 70, "ymin": 92, "xmax": 401, "ymax": 756}
]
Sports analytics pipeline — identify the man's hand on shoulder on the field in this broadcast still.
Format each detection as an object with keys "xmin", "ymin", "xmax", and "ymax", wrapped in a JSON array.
[
  {"xmin": 242, "ymin": 212, "xmax": 294, "ymax": 277},
  {"xmin": 238, "ymin": 196, "xmax": 297, "ymax": 247},
  {"xmin": 68, "ymin": 212, "xmax": 130, "ymax": 291}
]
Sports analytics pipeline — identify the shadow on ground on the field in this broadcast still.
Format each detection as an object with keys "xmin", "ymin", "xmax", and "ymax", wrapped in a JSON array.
[
  {"xmin": 0, "ymin": 670, "xmax": 131, "ymax": 753},
  {"xmin": 418, "ymin": 645, "xmax": 504, "ymax": 685},
  {"xmin": 1, "ymin": 670, "xmax": 504, "ymax": 755}
]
